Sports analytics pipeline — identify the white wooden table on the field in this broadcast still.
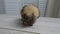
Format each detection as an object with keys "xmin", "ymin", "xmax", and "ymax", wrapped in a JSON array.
[{"xmin": 0, "ymin": 14, "xmax": 60, "ymax": 34}]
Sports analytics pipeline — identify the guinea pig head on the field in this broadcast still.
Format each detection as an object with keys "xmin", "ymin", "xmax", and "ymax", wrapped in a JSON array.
[{"xmin": 22, "ymin": 14, "xmax": 36, "ymax": 26}]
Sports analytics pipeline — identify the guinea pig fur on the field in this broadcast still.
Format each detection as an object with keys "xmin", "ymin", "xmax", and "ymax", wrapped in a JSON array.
[{"xmin": 21, "ymin": 4, "xmax": 40, "ymax": 26}]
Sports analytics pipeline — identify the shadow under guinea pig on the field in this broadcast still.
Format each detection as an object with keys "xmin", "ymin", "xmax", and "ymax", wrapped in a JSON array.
[{"xmin": 14, "ymin": 18, "xmax": 33, "ymax": 28}]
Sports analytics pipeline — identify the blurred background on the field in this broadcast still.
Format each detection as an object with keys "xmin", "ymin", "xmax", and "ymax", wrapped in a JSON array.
[{"xmin": 0, "ymin": 0, "xmax": 60, "ymax": 18}]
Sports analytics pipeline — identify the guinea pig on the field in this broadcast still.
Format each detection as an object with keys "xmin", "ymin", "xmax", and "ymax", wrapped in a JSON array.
[{"xmin": 20, "ymin": 4, "xmax": 40, "ymax": 26}]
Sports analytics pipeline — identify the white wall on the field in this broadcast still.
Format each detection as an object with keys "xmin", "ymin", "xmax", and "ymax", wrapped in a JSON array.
[
  {"xmin": 56, "ymin": 0, "xmax": 60, "ymax": 18},
  {"xmin": 45, "ymin": 0, "xmax": 60, "ymax": 18},
  {"xmin": 0, "ymin": 0, "xmax": 5, "ymax": 14},
  {"xmin": 39, "ymin": 0, "xmax": 47, "ymax": 17},
  {"xmin": 57, "ymin": 8, "xmax": 60, "ymax": 18},
  {"xmin": 4, "ymin": 0, "xmax": 47, "ymax": 17},
  {"xmin": 45, "ymin": 0, "xmax": 55, "ymax": 17},
  {"xmin": 5, "ymin": 0, "xmax": 22, "ymax": 15}
]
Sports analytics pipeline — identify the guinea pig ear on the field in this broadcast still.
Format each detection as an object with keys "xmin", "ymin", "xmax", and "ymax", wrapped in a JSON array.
[
  {"xmin": 21, "ymin": 5, "xmax": 27, "ymax": 11},
  {"xmin": 23, "ymin": 5, "xmax": 27, "ymax": 8},
  {"xmin": 21, "ymin": 5, "xmax": 27, "ymax": 14}
]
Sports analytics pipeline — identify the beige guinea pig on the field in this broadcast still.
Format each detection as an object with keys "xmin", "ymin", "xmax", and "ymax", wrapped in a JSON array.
[{"xmin": 21, "ymin": 4, "xmax": 40, "ymax": 26}]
